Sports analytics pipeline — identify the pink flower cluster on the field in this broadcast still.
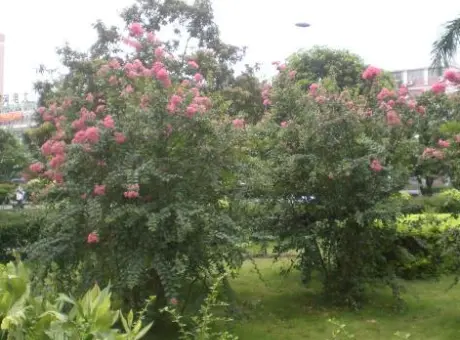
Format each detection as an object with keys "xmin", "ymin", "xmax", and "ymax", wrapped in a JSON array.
[
  {"xmin": 309, "ymin": 83, "xmax": 319, "ymax": 96},
  {"xmin": 87, "ymin": 232, "xmax": 99, "ymax": 244},
  {"xmin": 188, "ymin": 60, "xmax": 199, "ymax": 69},
  {"xmin": 362, "ymin": 66, "xmax": 382, "ymax": 80},
  {"xmin": 272, "ymin": 61, "xmax": 286, "ymax": 72},
  {"xmin": 29, "ymin": 162, "xmax": 45, "ymax": 173},
  {"xmin": 386, "ymin": 110, "xmax": 401, "ymax": 126},
  {"xmin": 93, "ymin": 184, "xmax": 106, "ymax": 196},
  {"xmin": 431, "ymin": 82, "xmax": 446, "ymax": 94},
  {"xmin": 166, "ymin": 81, "xmax": 211, "ymax": 118},
  {"xmin": 438, "ymin": 139, "xmax": 450, "ymax": 148},
  {"xmin": 232, "ymin": 118, "xmax": 245, "ymax": 129},
  {"xmin": 124, "ymin": 184, "xmax": 140, "ymax": 199},
  {"xmin": 373, "ymin": 83, "xmax": 425, "ymax": 126},
  {"xmin": 40, "ymin": 140, "xmax": 67, "ymax": 181},
  {"xmin": 370, "ymin": 159, "xmax": 383, "ymax": 172},
  {"xmin": 444, "ymin": 68, "xmax": 460, "ymax": 84},
  {"xmin": 261, "ymin": 84, "xmax": 272, "ymax": 107},
  {"xmin": 103, "ymin": 115, "xmax": 115, "ymax": 129},
  {"xmin": 431, "ymin": 68, "xmax": 460, "ymax": 94},
  {"xmin": 422, "ymin": 148, "xmax": 444, "ymax": 160}
]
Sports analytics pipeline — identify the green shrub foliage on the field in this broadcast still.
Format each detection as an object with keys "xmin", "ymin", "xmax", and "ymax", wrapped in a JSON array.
[
  {"xmin": 248, "ymin": 65, "xmax": 422, "ymax": 305},
  {"xmin": 26, "ymin": 24, "xmax": 244, "ymax": 310},
  {"xmin": 0, "ymin": 211, "xmax": 43, "ymax": 262}
]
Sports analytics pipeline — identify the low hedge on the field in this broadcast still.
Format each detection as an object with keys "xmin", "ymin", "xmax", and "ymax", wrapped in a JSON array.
[
  {"xmin": 0, "ymin": 183, "xmax": 15, "ymax": 203},
  {"xmin": 400, "ymin": 189, "xmax": 460, "ymax": 214},
  {"xmin": 393, "ymin": 213, "xmax": 460, "ymax": 279},
  {"xmin": 0, "ymin": 210, "xmax": 44, "ymax": 262}
]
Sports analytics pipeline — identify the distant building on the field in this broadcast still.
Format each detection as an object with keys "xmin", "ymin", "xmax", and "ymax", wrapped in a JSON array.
[
  {"xmin": 0, "ymin": 94, "xmax": 37, "ymax": 138},
  {"xmin": 391, "ymin": 67, "xmax": 458, "ymax": 96},
  {"xmin": 0, "ymin": 110, "xmax": 37, "ymax": 138}
]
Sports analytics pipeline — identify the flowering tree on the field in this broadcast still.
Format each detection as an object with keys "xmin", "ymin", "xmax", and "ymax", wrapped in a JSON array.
[
  {"xmin": 424, "ymin": 69, "xmax": 460, "ymax": 190},
  {"xmin": 248, "ymin": 65, "xmax": 421, "ymax": 304},
  {"xmin": 27, "ymin": 23, "xmax": 244, "ymax": 312},
  {"xmin": 411, "ymin": 90, "xmax": 454, "ymax": 194}
]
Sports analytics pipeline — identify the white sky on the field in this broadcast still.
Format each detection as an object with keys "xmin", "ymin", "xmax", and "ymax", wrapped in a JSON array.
[{"xmin": 0, "ymin": 0, "xmax": 459, "ymax": 97}]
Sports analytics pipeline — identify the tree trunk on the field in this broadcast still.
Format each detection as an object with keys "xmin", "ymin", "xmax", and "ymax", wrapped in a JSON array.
[{"xmin": 425, "ymin": 176, "xmax": 434, "ymax": 196}]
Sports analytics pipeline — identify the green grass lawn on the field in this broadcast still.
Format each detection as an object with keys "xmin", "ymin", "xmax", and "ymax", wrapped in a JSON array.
[{"xmin": 228, "ymin": 258, "xmax": 460, "ymax": 340}]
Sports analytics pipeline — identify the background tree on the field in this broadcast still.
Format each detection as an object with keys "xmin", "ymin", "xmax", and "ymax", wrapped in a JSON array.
[
  {"xmin": 0, "ymin": 130, "xmax": 28, "ymax": 181},
  {"xmin": 220, "ymin": 64, "xmax": 265, "ymax": 124},
  {"xmin": 286, "ymin": 46, "xmax": 393, "ymax": 92}
]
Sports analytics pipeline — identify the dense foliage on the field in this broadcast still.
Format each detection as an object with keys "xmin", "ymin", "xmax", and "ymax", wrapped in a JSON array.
[
  {"xmin": 0, "ymin": 259, "xmax": 153, "ymax": 339},
  {"xmin": 6, "ymin": 1, "xmax": 460, "ymax": 338},
  {"xmin": 0, "ymin": 130, "xmax": 28, "ymax": 181},
  {"xmin": 26, "ymin": 22, "xmax": 245, "ymax": 313}
]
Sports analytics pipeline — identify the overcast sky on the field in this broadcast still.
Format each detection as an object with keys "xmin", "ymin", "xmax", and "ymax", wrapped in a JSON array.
[{"xmin": 0, "ymin": 0, "xmax": 459, "ymax": 97}]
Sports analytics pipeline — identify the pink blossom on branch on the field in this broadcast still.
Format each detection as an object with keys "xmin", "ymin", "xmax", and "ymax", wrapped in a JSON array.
[
  {"xmin": 93, "ymin": 185, "xmax": 106, "ymax": 196},
  {"xmin": 29, "ymin": 162, "xmax": 45, "ymax": 173},
  {"xmin": 277, "ymin": 64, "xmax": 286, "ymax": 71},
  {"xmin": 438, "ymin": 139, "xmax": 450, "ymax": 148},
  {"xmin": 444, "ymin": 68, "xmax": 460, "ymax": 83},
  {"xmin": 423, "ymin": 147, "xmax": 444, "ymax": 160},
  {"xmin": 309, "ymin": 83, "xmax": 319, "ymax": 96},
  {"xmin": 398, "ymin": 86, "xmax": 409, "ymax": 97},
  {"xmin": 129, "ymin": 22, "xmax": 144, "ymax": 37},
  {"xmin": 431, "ymin": 81, "xmax": 446, "ymax": 94},
  {"xmin": 370, "ymin": 159, "xmax": 383, "ymax": 172},
  {"xmin": 188, "ymin": 60, "xmax": 199, "ymax": 69},
  {"xmin": 386, "ymin": 110, "xmax": 401, "ymax": 126},
  {"xmin": 103, "ymin": 115, "xmax": 115, "ymax": 129},
  {"xmin": 87, "ymin": 232, "xmax": 99, "ymax": 244},
  {"xmin": 362, "ymin": 65, "xmax": 381, "ymax": 80},
  {"xmin": 85, "ymin": 127, "xmax": 101, "ymax": 144},
  {"xmin": 124, "ymin": 191, "xmax": 139, "ymax": 199},
  {"xmin": 114, "ymin": 132, "xmax": 127, "ymax": 144},
  {"xmin": 232, "ymin": 118, "xmax": 245, "ymax": 129}
]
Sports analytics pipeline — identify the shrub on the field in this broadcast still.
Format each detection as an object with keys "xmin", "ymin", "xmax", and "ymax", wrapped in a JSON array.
[
  {"xmin": 399, "ymin": 189, "xmax": 460, "ymax": 214},
  {"xmin": 0, "ymin": 259, "xmax": 239, "ymax": 340},
  {"xmin": 0, "ymin": 259, "xmax": 153, "ymax": 339},
  {"xmin": 0, "ymin": 183, "xmax": 14, "ymax": 203},
  {"xmin": 26, "ymin": 24, "xmax": 244, "ymax": 311},
  {"xmin": 393, "ymin": 214, "xmax": 460, "ymax": 279},
  {"xmin": 436, "ymin": 188, "xmax": 460, "ymax": 213},
  {"xmin": 164, "ymin": 273, "xmax": 238, "ymax": 340},
  {"xmin": 0, "ymin": 211, "xmax": 44, "ymax": 262},
  {"xmin": 249, "ymin": 69, "xmax": 418, "ymax": 305}
]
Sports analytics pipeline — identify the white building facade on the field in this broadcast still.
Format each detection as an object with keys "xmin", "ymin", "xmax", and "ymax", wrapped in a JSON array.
[{"xmin": 391, "ymin": 67, "xmax": 458, "ymax": 96}]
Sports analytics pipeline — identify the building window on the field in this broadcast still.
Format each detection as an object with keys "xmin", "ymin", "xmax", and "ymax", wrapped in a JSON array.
[
  {"xmin": 392, "ymin": 71, "xmax": 403, "ymax": 86},
  {"xmin": 428, "ymin": 68, "xmax": 443, "ymax": 85},
  {"xmin": 407, "ymin": 69, "xmax": 425, "ymax": 86}
]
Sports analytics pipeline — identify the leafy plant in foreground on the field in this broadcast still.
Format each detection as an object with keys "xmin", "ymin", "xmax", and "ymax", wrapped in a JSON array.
[{"xmin": 0, "ymin": 258, "xmax": 152, "ymax": 339}]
